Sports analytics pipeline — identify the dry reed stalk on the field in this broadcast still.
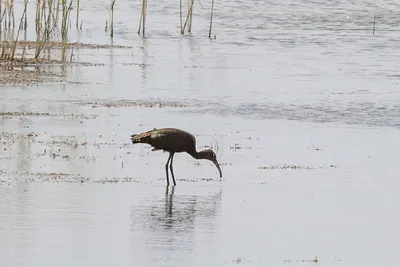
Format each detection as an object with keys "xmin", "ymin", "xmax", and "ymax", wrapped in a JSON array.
[
  {"xmin": 138, "ymin": 0, "xmax": 143, "ymax": 35},
  {"xmin": 21, "ymin": 43, "xmax": 26, "ymax": 59},
  {"xmin": 23, "ymin": 0, "xmax": 27, "ymax": 29},
  {"xmin": 3, "ymin": 5, "xmax": 7, "ymax": 32},
  {"xmin": 49, "ymin": 0, "xmax": 57, "ymax": 29},
  {"xmin": 4, "ymin": 0, "xmax": 8, "ymax": 30},
  {"xmin": 21, "ymin": 25, "xmax": 27, "ymax": 59},
  {"xmin": 35, "ymin": 0, "xmax": 40, "ymax": 32},
  {"xmin": 54, "ymin": 0, "xmax": 59, "ymax": 26},
  {"xmin": 34, "ymin": 0, "xmax": 59, "ymax": 59},
  {"xmin": 69, "ymin": 46, "xmax": 73, "ymax": 61},
  {"xmin": 75, "ymin": 0, "xmax": 79, "ymax": 29},
  {"xmin": 179, "ymin": 0, "xmax": 183, "ymax": 34},
  {"xmin": 182, "ymin": 0, "xmax": 194, "ymax": 33},
  {"xmin": 11, "ymin": 0, "xmax": 15, "ymax": 28},
  {"xmin": 188, "ymin": 0, "xmax": 193, "ymax": 33},
  {"xmin": 34, "ymin": 29, "xmax": 41, "ymax": 58},
  {"xmin": 4, "ymin": 1, "xmax": 10, "ymax": 33},
  {"xmin": 143, "ymin": 0, "xmax": 147, "ymax": 36},
  {"xmin": 208, "ymin": 0, "xmax": 214, "ymax": 38},
  {"xmin": 41, "ymin": 0, "xmax": 46, "ymax": 30},
  {"xmin": 45, "ymin": 0, "xmax": 54, "ymax": 40},
  {"xmin": 3, "ymin": 1, "xmax": 9, "ymax": 32},
  {"xmin": 1, "ymin": 9, "xmax": 5, "ymax": 58},
  {"xmin": 61, "ymin": 0, "xmax": 73, "ymax": 62},
  {"xmin": 34, "ymin": 23, "xmax": 47, "ymax": 58},
  {"xmin": 61, "ymin": 0, "xmax": 72, "ymax": 39},
  {"xmin": 9, "ymin": 1, "xmax": 14, "ymax": 51},
  {"xmin": 6, "ymin": 0, "xmax": 14, "ymax": 30},
  {"xmin": 372, "ymin": 16, "xmax": 376, "ymax": 36},
  {"xmin": 138, "ymin": 0, "xmax": 147, "ymax": 36},
  {"xmin": 10, "ymin": 0, "xmax": 28, "ymax": 61},
  {"xmin": 0, "ymin": 0, "xmax": 3, "ymax": 58},
  {"xmin": 0, "ymin": 44, "xmax": 4, "ymax": 59},
  {"xmin": 0, "ymin": 0, "xmax": 3, "ymax": 41},
  {"xmin": 110, "ymin": 0, "xmax": 116, "ymax": 37}
]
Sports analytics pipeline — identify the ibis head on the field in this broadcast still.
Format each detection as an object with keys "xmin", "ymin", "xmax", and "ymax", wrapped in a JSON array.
[{"xmin": 196, "ymin": 149, "xmax": 222, "ymax": 178}]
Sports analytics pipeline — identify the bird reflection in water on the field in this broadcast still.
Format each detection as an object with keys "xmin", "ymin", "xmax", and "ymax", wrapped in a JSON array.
[
  {"xmin": 164, "ymin": 186, "xmax": 175, "ymax": 220},
  {"xmin": 129, "ymin": 187, "xmax": 222, "ymax": 252}
]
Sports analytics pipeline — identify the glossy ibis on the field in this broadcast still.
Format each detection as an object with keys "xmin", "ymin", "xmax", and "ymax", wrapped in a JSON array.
[{"xmin": 130, "ymin": 127, "xmax": 222, "ymax": 186}]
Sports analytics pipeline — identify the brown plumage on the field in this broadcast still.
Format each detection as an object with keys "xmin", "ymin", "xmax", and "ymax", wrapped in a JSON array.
[{"xmin": 130, "ymin": 127, "xmax": 222, "ymax": 186}]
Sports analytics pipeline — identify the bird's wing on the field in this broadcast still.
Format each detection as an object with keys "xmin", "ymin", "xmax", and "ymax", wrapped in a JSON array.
[{"xmin": 131, "ymin": 128, "xmax": 175, "ymax": 144}]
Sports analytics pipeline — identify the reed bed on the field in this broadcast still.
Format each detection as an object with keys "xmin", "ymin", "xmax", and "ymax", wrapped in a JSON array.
[
  {"xmin": 178, "ymin": 0, "xmax": 215, "ymax": 38},
  {"xmin": 0, "ymin": 0, "xmax": 76, "ymax": 64},
  {"xmin": 0, "ymin": 0, "xmax": 218, "ymax": 67}
]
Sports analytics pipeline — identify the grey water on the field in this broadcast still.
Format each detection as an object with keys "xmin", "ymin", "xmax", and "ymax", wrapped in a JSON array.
[{"xmin": 1, "ymin": 0, "xmax": 400, "ymax": 266}]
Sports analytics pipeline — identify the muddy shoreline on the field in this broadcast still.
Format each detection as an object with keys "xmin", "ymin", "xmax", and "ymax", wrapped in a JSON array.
[{"xmin": 0, "ymin": 40, "xmax": 133, "ymax": 85}]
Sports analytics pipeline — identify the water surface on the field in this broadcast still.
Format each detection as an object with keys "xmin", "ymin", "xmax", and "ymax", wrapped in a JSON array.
[{"xmin": 1, "ymin": 0, "xmax": 400, "ymax": 266}]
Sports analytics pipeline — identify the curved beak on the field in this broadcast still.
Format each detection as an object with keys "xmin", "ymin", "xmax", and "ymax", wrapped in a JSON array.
[{"xmin": 212, "ymin": 159, "xmax": 222, "ymax": 178}]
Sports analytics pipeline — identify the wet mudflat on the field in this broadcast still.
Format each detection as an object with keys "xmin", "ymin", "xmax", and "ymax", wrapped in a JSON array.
[{"xmin": 2, "ymin": 0, "xmax": 400, "ymax": 266}]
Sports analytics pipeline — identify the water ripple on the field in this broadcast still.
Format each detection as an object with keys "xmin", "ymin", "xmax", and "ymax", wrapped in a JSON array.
[{"xmin": 183, "ymin": 101, "xmax": 400, "ymax": 129}]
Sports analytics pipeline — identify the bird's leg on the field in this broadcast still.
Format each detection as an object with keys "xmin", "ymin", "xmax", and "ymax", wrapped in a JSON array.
[
  {"xmin": 169, "ymin": 152, "xmax": 176, "ymax": 186},
  {"xmin": 165, "ymin": 153, "xmax": 172, "ymax": 187}
]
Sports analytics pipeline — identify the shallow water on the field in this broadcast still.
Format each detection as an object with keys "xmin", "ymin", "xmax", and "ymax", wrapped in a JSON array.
[{"xmin": 1, "ymin": 0, "xmax": 400, "ymax": 266}]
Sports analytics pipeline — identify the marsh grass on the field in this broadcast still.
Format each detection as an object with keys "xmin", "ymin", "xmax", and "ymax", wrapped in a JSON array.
[
  {"xmin": 10, "ymin": 0, "xmax": 28, "ymax": 60},
  {"xmin": 0, "ymin": 0, "xmax": 75, "ymax": 64},
  {"xmin": 1, "ymin": 0, "xmax": 218, "ymax": 66},
  {"xmin": 1, "ymin": 0, "xmax": 17, "ymax": 59},
  {"xmin": 34, "ymin": 0, "xmax": 60, "ymax": 59}
]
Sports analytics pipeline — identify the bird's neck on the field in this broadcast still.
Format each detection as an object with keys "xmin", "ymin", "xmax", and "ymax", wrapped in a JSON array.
[{"xmin": 189, "ymin": 150, "xmax": 203, "ymax": 160}]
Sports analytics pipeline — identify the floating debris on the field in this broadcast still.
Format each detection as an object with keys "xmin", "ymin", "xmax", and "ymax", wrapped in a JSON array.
[
  {"xmin": 77, "ymin": 100, "xmax": 187, "ymax": 108},
  {"xmin": 0, "ymin": 170, "xmax": 145, "ymax": 184},
  {"xmin": 7, "ymin": 40, "xmax": 132, "ymax": 50},
  {"xmin": 0, "ymin": 68, "xmax": 61, "ymax": 85},
  {"xmin": 27, "ymin": 132, "xmax": 38, "ymax": 137},
  {"xmin": 0, "ymin": 111, "xmax": 97, "ymax": 119},
  {"xmin": 258, "ymin": 164, "xmax": 337, "ymax": 170},
  {"xmin": 229, "ymin": 144, "xmax": 252, "ymax": 151},
  {"xmin": 283, "ymin": 256, "xmax": 318, "ymax": 263}
]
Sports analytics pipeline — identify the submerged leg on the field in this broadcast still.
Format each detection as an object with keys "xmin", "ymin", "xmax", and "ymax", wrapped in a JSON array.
[
  {"xmin": 169, "ymin": 153, "xmax": 176, "ymax": 186},
  {"xmin": 165, "ymin": 153, "xmax": 172, "ymax": 186}
]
